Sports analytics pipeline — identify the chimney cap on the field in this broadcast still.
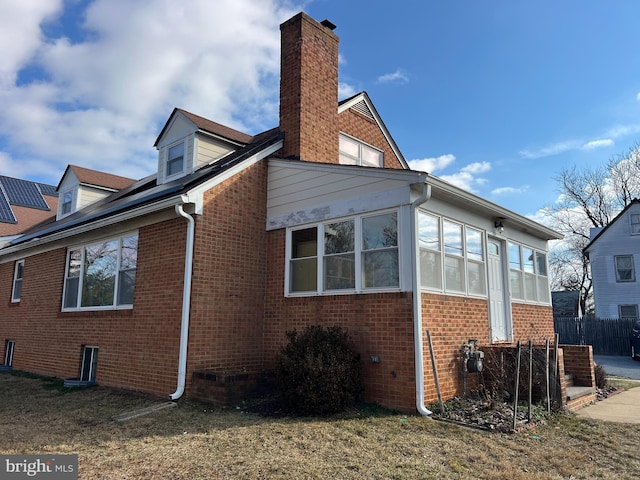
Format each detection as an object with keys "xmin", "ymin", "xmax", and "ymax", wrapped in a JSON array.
[{"xmin": 320, "ymin": 19, "xmax": 336, "ymax": 30}]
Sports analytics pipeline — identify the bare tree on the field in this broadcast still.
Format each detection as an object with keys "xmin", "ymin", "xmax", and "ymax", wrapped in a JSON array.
[{"xmin": 547, "ymin": 144, "xmax": 640, "ymax": 314}]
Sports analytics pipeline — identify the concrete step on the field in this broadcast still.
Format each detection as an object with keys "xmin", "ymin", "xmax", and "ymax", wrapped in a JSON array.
[{"xmin": 566, "ymin": 385, "xmax": 595, "ymax": 401}]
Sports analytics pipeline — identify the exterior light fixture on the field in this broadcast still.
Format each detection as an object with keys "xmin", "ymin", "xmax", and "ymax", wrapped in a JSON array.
[{"xmin": 494, "ymin": 218, "xmax": 505, "ymax": 234}]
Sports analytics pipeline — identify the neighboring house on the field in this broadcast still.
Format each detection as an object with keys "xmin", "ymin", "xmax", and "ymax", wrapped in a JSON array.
[
  {"xmin": 584, "ymin": 199, "xmax": 640, "ymax": 319},
  {"xmin": 0, "ymin": 176, "xmax": 58, "ymax": 247},
  {"xmin": 552, "ymin": 290, "xmax": 582, "ymax": 317},
  {"xmin": 0, "ymin": 13, "xmax": 570, "ymax": 413}
]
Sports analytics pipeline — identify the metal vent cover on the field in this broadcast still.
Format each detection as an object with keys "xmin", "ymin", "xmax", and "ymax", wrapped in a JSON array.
[{"xmin": 350, "ymin": 100, "xmax": 374, "ymax": 120}]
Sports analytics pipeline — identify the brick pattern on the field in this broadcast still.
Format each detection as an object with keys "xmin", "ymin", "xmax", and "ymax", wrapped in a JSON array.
[
  {"xmin": 511, "ymin": 302, "xmax": 556, "ymax": 343},
  {"xmin": 279, "ymin": 13, "xmax": 339, "ymax": 163},
  {"xmin": 561, "ymin": 344, "xmax": 595, "ymax": 387}
]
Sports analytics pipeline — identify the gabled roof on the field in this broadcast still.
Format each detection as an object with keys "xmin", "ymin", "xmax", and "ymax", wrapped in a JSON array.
[
  {"xmin": 57, "ymin": 165, "xmax": 137, "ymax": 192},
  {"xmin": 6, "ymin": 128, "xmax": 283, "ymax": 251},
  {"xmin": 338, "ymin": 92, "xmax": 409, "ymax": 169},
  {"xmin": 154, "ymin": 108, "xmax": 253, "ymax": 147},
  {"xmin": 583, "ymin": 198, "xmax": 640, "ymax": 256}
]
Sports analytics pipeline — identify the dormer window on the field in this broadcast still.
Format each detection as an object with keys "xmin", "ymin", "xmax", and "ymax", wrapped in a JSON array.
[
  {"xmin": 339, "ymin": 133, "xmax": 383, "ymax": 167},
  {"xmin": 61, "ymin": 190, "xmax": 73, "ymax": 215},
  {"xmin": 167, "ymin": 141, "xmax": 185, "ymax": 178}
]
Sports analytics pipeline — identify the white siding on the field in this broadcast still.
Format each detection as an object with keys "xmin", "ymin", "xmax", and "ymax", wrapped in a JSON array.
[
  {"xmin": 195, "ymin": 136, "xmax": 234, "ymax": 169},
  {"xmin": 77, "ymin": 185, "xmax": 112, "ymax": 210},
  {"xmin": 267, "ymin": 162, "xmax": 421, "ymax": 230},
  {"xmin": 589, "ymin": 203, "xmax": 640, "ymax": 318}
]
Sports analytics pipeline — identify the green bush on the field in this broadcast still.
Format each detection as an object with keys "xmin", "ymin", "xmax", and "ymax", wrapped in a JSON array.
[{"xmin": 276, "ymin": 325, "xmax": 361, "ymax": 415}]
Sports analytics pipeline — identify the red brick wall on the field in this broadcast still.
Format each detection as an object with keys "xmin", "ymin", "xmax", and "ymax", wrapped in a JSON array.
[
  {"xmin": 279, "ymin": 13, "xmax": 339, "ymax": 163},
  {"xmin": 511, "ymin": 302, "xmax": 555, "ymax": 343},
  {"xmin": 561, "ymin": 344, "xmax": 595, "ymax": 387},
  {"xmin": 338, "ymin": 109, "xmax": 405, "ymax": 169},
  {"xmin": 186, "ymin": 161, "xmax": 268, "ymax": 385},
  {"xmin": 0, "ymin": 218, "xmax": 187, "ymax": 397},
  {"xmin": 264, "ymin": 228, "xmax": 417, "ymax": 412}
]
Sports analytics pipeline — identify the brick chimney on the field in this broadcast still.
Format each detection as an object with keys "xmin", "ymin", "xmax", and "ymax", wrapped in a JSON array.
[{"xmin": 279, "ymin": 13, "xmax": 339, "ymax": 163}]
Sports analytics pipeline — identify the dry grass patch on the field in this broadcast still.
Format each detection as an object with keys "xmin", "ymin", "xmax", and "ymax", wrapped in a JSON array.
[{"xmin": 2, "ymin": 372, "xmax": 640, "ymax": 479}]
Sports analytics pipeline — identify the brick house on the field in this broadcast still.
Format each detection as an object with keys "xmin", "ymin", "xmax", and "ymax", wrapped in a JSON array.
[{"xmin": 0, "ymin": 12, "xmax": 577, "ymax": 413}]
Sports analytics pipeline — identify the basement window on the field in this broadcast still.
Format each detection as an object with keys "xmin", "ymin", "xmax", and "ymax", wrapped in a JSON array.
[
  {"xmin": 3, "ymin": 340, "xmax": 14, "ymax": 367},
  {"xmin": 80, "ymin": 346, "xmax": 98, "ymax": 384}
]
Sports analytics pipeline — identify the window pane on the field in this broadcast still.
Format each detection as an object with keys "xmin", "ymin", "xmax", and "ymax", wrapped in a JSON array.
[
  {"xmin": 361, "ymin": 144, "xmax": 382, "ymax": 167},
  {"xmin": 465, "ymin": 227, "xmax": 483, "ymax": 261},
  {"xmin": 167, "ymin": 143, "xmax": 184, "ymax": 176},
  {"xmin": 620, "ymin": 305, "xmax": 639, "ymax": 318},
  {"xmin": 117, "ymin": 270, "xmax": 136, "ymax": 305},
  {"xmin": 64, "ymin": 277, "xmax": 79, "ymax": 308},
  {"xmin": 508, "ymin": 243, "xmax": 521, "ymax": 270},
  {"xmin": 615, "ymin": 255, "xmax": 635, "ymax": 281},
  {"xmin": 290, "ymin": 258, "xmax": 317, "ymax": 292},
  {"xmin": 362, "ymin": 213, "xmax": 397, "ymax": 250},
  {"xmin": 418, "ymin": 212, "xmax": 440, "ymax": 251},
  {"xmin": 420, "ymin": 249, "xmax": 442, "ymax": 289},
  {"xmin": 81, "ymin": 240, "xmax": 118, "ymax": 307},
  {"xmin": 12, "ymin": 280, "xmax": 22, "ymax": 301},
  {"xmin": 363, "ymin": 249, "xmax": 399, "ymax": 288},
  {"xmin": 324, "ymin": 254, "xmax": 355, "ymax": 290},
  {"xmin": 524, "ymin": 272, "xmax": 536, "ymax": 301},
  {"xmin": 444, "ymin": 255, "xmax": 465, "ymax": 292},
  {"xmin": 467, "ymin": 260, "xmax": 486, "ymax": 295},
  {"xmin": 67, "ymin": 249, "xmax": 82, "ymax": 278},
  {"xmin": 443, "ymin": 221, "xmax": 463, "ymax": 256},
  {"xmin": 537, "ymin": 276, "xmax": 550, "ymax": 304},
  {"xmin": 510, "ymin": 270, "xmax": 523, "ymax": 300},
  {"xmin": 62, "ymin": 190, "xmax": 73, "ymax": 214},
  {"xmin": 631, "ymin": 214, "xmax": 640, "ymax": 234},
  {"xmin": 339, "ymin": 135, "xmax": 359, "ymax": 158},
  {"xmin": 523, "ymin": 247, "xmax": 534, "ymax": 273},
  {"xmin": 535, "ymin": 252, "xmax": 547, "ymax": 276},
  {"xmin": 325, "ymin": 220, "xmax": 354, "ymax": 255},
  {"xmin": 291, "ymin": 228, "xmax": 317, "ymax": 292},
  {"xmin": 121, "ymin": 235, "xmax": 138, "ymax": 269}
]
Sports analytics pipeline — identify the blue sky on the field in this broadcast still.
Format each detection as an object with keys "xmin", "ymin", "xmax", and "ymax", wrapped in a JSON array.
[{"xmin": 1, "ymin": 0, "xmax": 640, "ymax": 221}]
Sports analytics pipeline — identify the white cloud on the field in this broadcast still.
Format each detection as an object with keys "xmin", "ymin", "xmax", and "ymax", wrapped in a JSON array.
[
  {"xmin": 377, "ymin": 69, "xmax": 409, "ymax": 84},
  {"xmin": 440, "ymin": 162, "xmax": 491, "ymax": 192},
  {"xmin": 0, "ymin": 0, "xmax": 300, "ymax": 183},
  {"xmin": 582, "ymin": 139, "xmax": 614, "ymax": 150},
  {"xmin": 491, "ymin": 185, "xmax": 529, "ymax": 196},
  {"xmin": 636, "ymin": 92, "xmax": 640, "ymax": 101},
  {"xmin": 519, "ymin": 140, "xmax": 580, "ymax": 159},
  {"xmin": 408, "ymin": 154, "xmax": 456, "ymax": 173},
  {"xmin": 338, "ymin": 82, "xmax": 358, "ymax": 100}
]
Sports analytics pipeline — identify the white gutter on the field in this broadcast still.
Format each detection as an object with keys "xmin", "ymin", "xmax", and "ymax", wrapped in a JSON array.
[
  {"xmin": 410, "ymin": 182, "xmax": 432, "ymax": 416},
  {"xmin": 169, "ymin": 204, "xmax": 196, "ymax": 400}
]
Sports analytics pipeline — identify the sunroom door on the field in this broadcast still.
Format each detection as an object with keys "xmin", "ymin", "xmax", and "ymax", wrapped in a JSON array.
[{"xmin": 487, "ymin": 238, "xmax": 511, "ymax": 342}]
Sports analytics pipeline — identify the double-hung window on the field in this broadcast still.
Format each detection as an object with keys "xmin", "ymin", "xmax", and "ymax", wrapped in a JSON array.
[
  {"xmin": 630, "ymin": 214, "xmax": 640, "ymax": 235},
  {"xmin": 339, "ymin": 134, "xmax": 383, "ymax": 167},
  {"xmin": 11, "ymin": 260, "xmax": 24, "ymax": 303},
  {"xmin": 61, "ymin": 190, "xmax": 74, "ymax": 215},
  {"xmin": 615, "ymin": 255, "xmax": 635, "ymax": 282},
  {"xmin": 288, "ymin": 212, "xmax": 398, "ymax": 294},
  {"xmin": 63, "ymin": 233, "xmax": 138, "ymax": 310},
  {"xmin": 166, "ymin": 141, "xmax": 185, "ymax": 178},
  {"xmin": 619, "ymin": 304, "xmax": 639, "ymax": 319}
]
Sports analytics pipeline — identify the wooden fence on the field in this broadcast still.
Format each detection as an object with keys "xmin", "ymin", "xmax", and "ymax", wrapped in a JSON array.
[{"xmin": 553, "ymin": 316, "xmax": 636, "ymax": 356}]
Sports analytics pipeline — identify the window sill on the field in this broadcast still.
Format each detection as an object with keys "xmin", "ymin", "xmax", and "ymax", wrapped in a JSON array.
[
  {"xmin": 58, "ymin": 308, "xmax": 133, "ymax": 318},
  {"xmin": 286, "ymin": 287, "xmax": 403, "ymax": 298}
]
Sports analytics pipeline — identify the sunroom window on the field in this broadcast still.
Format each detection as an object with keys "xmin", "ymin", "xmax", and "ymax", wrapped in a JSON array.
[
  {"xmin": 508, "ymin": 242, "xmax": 549, "ymax": 303},
  {"xmin": 339, "ymin": 134, "xmax": 383, "ymax": 167},
  {"xmin": 287, "ymin": 212, "xmax": 398, "ymax": 295},
  {"xmin": 63, "ymin": 233, "xmax": 138, "ymax": 310}
]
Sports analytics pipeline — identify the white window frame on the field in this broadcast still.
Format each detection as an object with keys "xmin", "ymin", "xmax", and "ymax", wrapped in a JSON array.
[
  {"xmin": 4, "ymin": 340, "xmax": 14, "ymax": 367},
  {"xmin": 165, "ymin": 139, "xmax": 186, "ymax": 180},
  {"xmin": 11, "ymin": 259, "xmax": 24, "ymax": 303},
  {"xmin": 62, "ymin": 233, "xmax": 138, "ymax": 311},
  {"xmin": 508, "ymin": 242, "xmax": 550, "ymax": 305},
  {"xmin": 417, "ymin": 211, "xmax": 487, "ymax": 298},
  {"xmin": 339, "ymin": 133, "xmax": 383, "ymax": 167},
  {"xmin": 285, "ymin": 210, "xmax": 400, "ymax": 296},
  {"xmin": 615, "ymin": 255, "xmax": 636, "ymax": 282},
  {"xmin": 630, "ymin": 213, "xmax": 640, "ymax": 235},
  {"xmin": 619, "ymin": 304, "xmax": 639, "ymax": 319},
  {"xmin": 80, "ymin": 346, "xmax": 99, "ymax": 383}
]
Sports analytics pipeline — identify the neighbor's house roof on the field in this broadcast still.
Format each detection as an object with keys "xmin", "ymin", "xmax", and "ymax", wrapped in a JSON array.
[
  {"xmin": 1, "ymin": 122, "xmax": 283, "ymax": 257},
  {"xmin": 0, "ymin": 176, "xmax": 58, "ymax": 237},
  {"xmin": 583, "ymin": 198, "xmax": 640, "ymax": 257}
]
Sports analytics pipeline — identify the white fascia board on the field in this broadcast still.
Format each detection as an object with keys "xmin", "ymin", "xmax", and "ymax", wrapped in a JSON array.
[
  {"xmin": 186, "ymin": 139, "xmax": 284, "ymax": 215},
  {"xmin": 0, "ymin": 194, "xmax": 190, "ymax": 262},
  {"xmin": 428, "ymin": 176, "xmax": 563, "ymax": 240}
]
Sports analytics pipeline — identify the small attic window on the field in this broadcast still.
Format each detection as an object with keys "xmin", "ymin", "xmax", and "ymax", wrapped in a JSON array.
[
  {"xmin": 61, "ymin": 190, "xmax": 73, "ymax": 215},
  {"xmin": 339, "ymin": 134, "xmax": 383, "ymax": 167},
  {"xmin": 166, "ymin": 141, "xmax": 185, "ymax": 178}
]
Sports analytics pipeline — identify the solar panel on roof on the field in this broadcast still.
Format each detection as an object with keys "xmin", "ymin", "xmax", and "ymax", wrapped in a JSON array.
[
  {"xmin": 0, "ymin": 188, "xmax": 16, "ymax": 224},
  {"xmin": 0, "ymin": 177, "xmax": 50, "ymax": 210},
  {"xmin": 38, "ymin": 183, "xmax": 58, "ymax": 197}
]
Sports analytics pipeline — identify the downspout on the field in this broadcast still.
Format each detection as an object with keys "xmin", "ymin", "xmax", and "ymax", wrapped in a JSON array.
[
  {"xmin": 169, "ymin": 204, "xmax": 196, "ymax": 400},
  {"xmin": 410, "ymin": 182, "xmax": 432, "ymax": 415}
]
